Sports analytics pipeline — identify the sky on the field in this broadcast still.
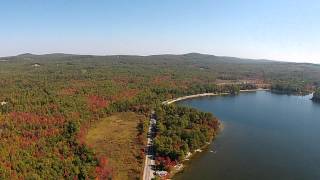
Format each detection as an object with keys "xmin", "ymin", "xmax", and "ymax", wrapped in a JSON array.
[{"xmin": 0, "ymin": 0, "xmax": 319, "ymax": 63}]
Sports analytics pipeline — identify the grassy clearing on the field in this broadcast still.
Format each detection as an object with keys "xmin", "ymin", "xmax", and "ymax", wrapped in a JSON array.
[{"xmin": 85, "ymin": 112, "xmax": 148, "ymax": 180}]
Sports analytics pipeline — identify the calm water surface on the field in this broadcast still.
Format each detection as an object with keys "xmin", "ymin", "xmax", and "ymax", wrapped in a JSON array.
[{"xmin": 175, "ymin": 91, "xmax": 320, "ymax": 180}]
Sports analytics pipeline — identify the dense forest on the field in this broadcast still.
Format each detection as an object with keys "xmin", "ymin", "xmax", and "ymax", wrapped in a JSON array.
[
  {"xmin": 271, "ymin": 81, "xmax": 313, "ymax": 95},
  {"xmin": 0, "ymin": 53, "xmax": 319, "ymax": 179},
  {"xmin": 154, "ymin": 105, "xmax": 219, "ymax": 171}
]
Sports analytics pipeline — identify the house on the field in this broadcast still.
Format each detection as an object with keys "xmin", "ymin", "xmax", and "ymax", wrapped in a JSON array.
[
  {"xmin": 155, "ymin": 171, "xmax": 168, "ymax": 177},
  {"xmin": 1, "ymin": 101, "xmax": 8, "ymax": 106}
]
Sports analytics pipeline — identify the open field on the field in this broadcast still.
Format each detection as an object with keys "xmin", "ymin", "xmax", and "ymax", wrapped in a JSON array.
[{"xmin": 85, "ymin": 112, "xmax": 148, "ymax": 180}]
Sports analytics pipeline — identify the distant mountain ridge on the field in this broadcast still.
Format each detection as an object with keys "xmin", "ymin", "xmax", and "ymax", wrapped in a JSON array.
[{"xmin": 0, "ymin": 52, "xmax": 318, "ymax": 65}]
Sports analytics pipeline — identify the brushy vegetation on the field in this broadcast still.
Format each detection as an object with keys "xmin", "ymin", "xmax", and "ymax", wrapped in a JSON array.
[
  {"xmin": 0, "ymin": 53, "xmax": 319, "ymax": 179},
  {"xmin": 85, "ymin": 112, "xmax": 147, "ymax": 180}
]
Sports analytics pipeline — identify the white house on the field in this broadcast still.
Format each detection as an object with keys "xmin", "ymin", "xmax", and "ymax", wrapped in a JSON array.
[
  {"xmin": 0, "ymin": 101, "xmax": 8, "ymax": 106},
  {"xmin": 155, "ymin": 171, "xmax": 168, "ymax": 177}
]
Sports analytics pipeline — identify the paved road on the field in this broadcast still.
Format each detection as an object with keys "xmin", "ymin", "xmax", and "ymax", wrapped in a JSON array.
[{"xmin": 143, "ymin": 112, "xmax": 156, "ymax": 180}]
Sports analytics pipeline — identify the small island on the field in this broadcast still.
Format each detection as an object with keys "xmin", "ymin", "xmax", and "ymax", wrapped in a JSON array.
[{"xmin": 312, "ymin": 88, "xmax": 320, "ymax": 102}]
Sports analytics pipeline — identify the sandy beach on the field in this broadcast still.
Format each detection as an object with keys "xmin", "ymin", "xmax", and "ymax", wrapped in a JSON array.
[{"xmin": 162, "ymin": 88, "xmax": 269, "ymax": 105}]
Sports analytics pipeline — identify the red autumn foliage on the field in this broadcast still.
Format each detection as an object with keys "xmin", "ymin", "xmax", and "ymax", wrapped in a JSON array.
[
  {"xmin": 208, "ymin": 118, "xmax": 219, "ymax": 130},
  {"xmin": 152, "ymin": 75, "xmax": 171, "ymax": 85},
  {"xmin": 59, "ymin": 87, "xmax": 78, "ymax": 96},
  {"xmin": 110, "ymin": 89, "xmax": 140, "ymax": 102},
  {"xmin": 9, "ymin": 112, "xmax": 65, "ymax": 127},
  {"xmin": 6, "ymin": 112, "xmax": 65, "ymax": 148},
  {"xmin": 95, "ymin": 156, "xmax": 112, "ymax": 180},
  {"xmin": 87, "ymin": 95, "xmax": 109, "ymax": 111},
  {"xmin": 112, "ymin": 77, "xmax": 130, "ymax": 85},
  {"xmin": 76, "ymin": 122, "xmax": 90, "ymax": 145},
  {"xmin": 155, "ymin": 156, "xmax": 177, "ymax": 172}
]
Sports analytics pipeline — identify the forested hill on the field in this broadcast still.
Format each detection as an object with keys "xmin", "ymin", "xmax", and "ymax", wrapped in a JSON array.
[{"xmin": 1, "ymin": 53, "xmax": 320, "ymax": 85}]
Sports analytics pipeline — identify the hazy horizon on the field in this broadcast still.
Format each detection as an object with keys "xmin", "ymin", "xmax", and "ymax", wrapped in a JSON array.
[{"xmin": 1, "ymin": 0, "xmax": 319, "ymax": 63}]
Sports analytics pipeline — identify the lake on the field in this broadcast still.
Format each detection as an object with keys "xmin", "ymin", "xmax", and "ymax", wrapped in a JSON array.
[{"xmin": 175, "ymin": 91, "xmax": 320, "ymax": 180}]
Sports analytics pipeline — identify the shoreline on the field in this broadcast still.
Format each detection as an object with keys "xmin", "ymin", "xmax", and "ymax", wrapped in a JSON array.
[
  {"xmin": 168, "ymin": 122, "xmax": 224, "ymax": 178},
  {"xmin": 158, "ymin": 88, "xmax": 267, "ymax": 179},
  {"xmin": 162, "ymin": 88, "xmax": 269, "ymax": 105},
  {"xmin": 160, "ymin": 89, "xmax": 268, "ymax": 178},
  {"xmin": 312, "ymin": 97, "xmax": 320, "ymax": 102}
]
